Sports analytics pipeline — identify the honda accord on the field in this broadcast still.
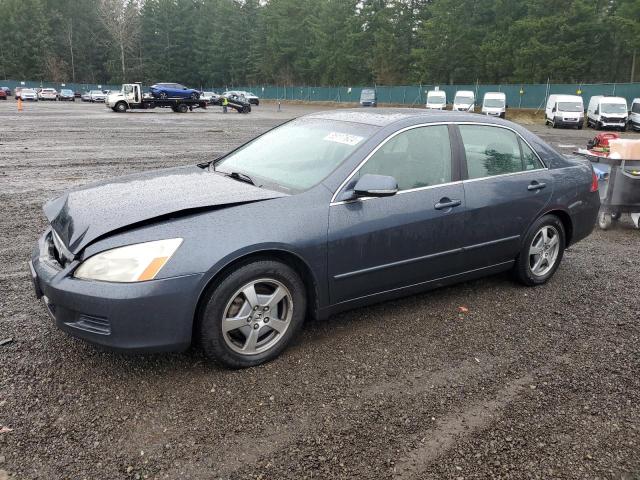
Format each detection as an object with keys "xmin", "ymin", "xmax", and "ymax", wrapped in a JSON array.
[{"xmin": 30, "ymin": 109, "xmax": 600, "ymax": 368}]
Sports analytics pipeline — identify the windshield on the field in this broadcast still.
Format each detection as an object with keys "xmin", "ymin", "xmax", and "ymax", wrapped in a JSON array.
[
  {"xmin": 61, "ymin": 89, "xmax": 73, "ymax": 95},
  {"xmin": 601, "ymin": 103, "xmax": 627, "ymax": 114},
  {"xmin": 427, "ymin": 93, "xmax": 445, "ymax": 103},
  {"xmin": 214, "ymin": 118, "xmax": 377, "ymax": 192},
  {"xmin": 90, "ymin": 90, "xmax": 102, "ymax": 94},
  {"xmin": 361, "ymin": 90, "xmax": 375, "ymax": 100},
  {"xmin": 484, "ymin": 98, "xmax": 505, "ymax": 108},
  {"xmin": 454, "ymin": 95, "xmax": 473, "ymax": 104},
  {"xmin": 557, "ymin": 102, "xmax": 582, "ymax": 112}
]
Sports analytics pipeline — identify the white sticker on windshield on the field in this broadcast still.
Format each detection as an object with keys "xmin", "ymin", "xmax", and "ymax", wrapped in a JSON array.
[{"xmin": 324, "ymin": 132, "xmax": 364, "ymax": 146}]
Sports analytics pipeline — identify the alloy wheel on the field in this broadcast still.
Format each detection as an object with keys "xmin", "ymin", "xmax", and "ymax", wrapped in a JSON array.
[
  {"xmin": 221, "ymin": 278, "xmax": 293, "ymax": 356},
  {"xmin": 528, "ymin": 225, "xmax": 560, "ymax": 277}
]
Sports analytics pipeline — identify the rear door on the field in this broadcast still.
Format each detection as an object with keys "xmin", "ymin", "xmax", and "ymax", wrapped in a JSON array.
[
  {"xmin": 456, "ymin": 124, "xmax": 553, "ymax": 270},
  {"xmin": 328, "ymin": 124, "xmax": 467, "ymax": 304}
]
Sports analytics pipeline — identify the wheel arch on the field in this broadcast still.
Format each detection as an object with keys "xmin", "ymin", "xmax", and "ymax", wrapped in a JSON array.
[
  {"xmin": 541, "ymin": 208, "xmax": 574, "ymax": 247},
  {"xmin": 192, "ymin": 248, "xmax": 320, "ymax": 342}
]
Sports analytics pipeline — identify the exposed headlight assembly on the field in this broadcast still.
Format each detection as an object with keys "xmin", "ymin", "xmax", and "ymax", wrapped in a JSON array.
[{"xmin": 74, "ymin": 238, "xmax": 183, "ymax": 282}]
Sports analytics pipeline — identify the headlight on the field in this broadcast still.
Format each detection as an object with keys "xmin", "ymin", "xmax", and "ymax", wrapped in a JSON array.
[{"xmin": 74, "ymin": 238, "xmax": 183, "ymax": 282}]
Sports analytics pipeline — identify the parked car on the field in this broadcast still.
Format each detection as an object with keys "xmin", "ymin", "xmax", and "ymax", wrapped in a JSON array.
[
  {"xmin": 30, "ymin": 109, "xmax": 600, "ymax": 368},
  {"xmin": 360, "ymin": 88, "xmax": 377, "ymax": 107},
  {"xmin": 74, "ymin": 91, "xmax": 82, "ymax": 98},
  {"xmin": 200, "ymin": 91, "xmax": 220, "ymax": 105},
  {"xmin": 453, "ymin": 90, "xmax": 475, "ymax": 112},
  {"xmin": 59, "ymin": 89, "xmax": 75, "ymax": 101},
  {"xmin": 545, "ymin": 94, "xmax": 584, "ymax": 129},
  {"xmin": 150, "ymin": 83, "xmax": 200, "ymax": 100},
  {"xmin": 629, "ymin": 98, "xmax": 640, "ymax": 131},
  {"xmin": 425, "ymin": 89, "xmax": 446, "ymax": 110},
  {"xmin": 0, "ymin": 86, "xmax": 11, "ymax": 96},
  {"xmin": 242, "ymin": 91, "xmax": 260, "ymax": 106},
  {"xmin": 88, "ymin": 90, "xmax": 107, "ymax": 102},
  {"xmin": 482, "ymin": 92, "xmax": 507, "ymax": 118},
  {"xmin": 38, "ymin": 88, "xmax": 58, "ymax": 101},
  {"xmin": 20, "ymin": 89, "xmax": 38, "ymax": 101},
  {"xmin": 587, "ymin": 95, "xmax": 628, "ymax": 131},
  {"xmin": 81, "ymin": 91, "xmax": 92, "ymax": 102},
  {"xmin": 0, "ymin": 89, "xmax": 6, "ymax": 100}
]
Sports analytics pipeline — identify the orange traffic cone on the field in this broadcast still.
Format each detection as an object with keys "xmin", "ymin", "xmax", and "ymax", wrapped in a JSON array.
[{"xmin": 17, "ymin": 97, "xmax": 23, "ymax": 112}]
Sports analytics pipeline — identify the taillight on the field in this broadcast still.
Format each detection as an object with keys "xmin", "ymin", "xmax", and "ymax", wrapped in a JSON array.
[{"xmin": 590, "ymin": 169, "xmax": 599, "ymax": 192}]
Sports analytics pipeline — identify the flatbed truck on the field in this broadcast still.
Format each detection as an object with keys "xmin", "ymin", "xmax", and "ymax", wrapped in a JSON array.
[{"xmin": 106, "ymin": 83, "xmax": 251, "ymax": 113}]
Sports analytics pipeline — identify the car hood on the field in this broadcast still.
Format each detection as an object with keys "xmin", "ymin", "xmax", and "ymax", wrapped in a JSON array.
[{"xmin": 44, "ymin": 165, "xmax": 287, "ymax": 255}]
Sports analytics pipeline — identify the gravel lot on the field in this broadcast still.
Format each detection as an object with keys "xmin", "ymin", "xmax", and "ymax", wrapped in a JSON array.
[{"xmin": 1, "ymin": 101, "xmax": 639, "ymax": 480}]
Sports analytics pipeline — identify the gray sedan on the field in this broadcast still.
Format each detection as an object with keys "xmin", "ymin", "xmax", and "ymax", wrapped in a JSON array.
[{"xmin": 30, "ymin": 109, "xmax": 600, "ymax": 368}]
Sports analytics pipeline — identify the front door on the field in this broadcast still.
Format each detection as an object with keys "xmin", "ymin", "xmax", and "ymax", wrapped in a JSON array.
[
  {"xmin": 456, "ymin": 124, "xmax": 553, "ymax": 270},
  {"xmin": 327, "ymin": 124, "xmax": 467, "ymax": 304}
]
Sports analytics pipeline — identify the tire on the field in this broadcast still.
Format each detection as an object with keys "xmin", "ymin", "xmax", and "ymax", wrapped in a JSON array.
[
  {"xmin": 611, "ymin": 211, "xmax": 621, "ymax": 220},
  {"xmin": 159, "ymin": 92, "xmax": 167, "ymax": 100},
  {"xmin": 598, "ymin": 211, "xmax": 613, "ymax": 230},
  {"xmin": 176, "ymin": 103, "xmax": 188, "ymax": 113},
  {"xmin": 578, "ymin": 124, "xmax": 583, "ymax": 130},
  {"xmin": 595, "ymin": 121, "xmax": 602, "ymax": 130},
  {"xmin": 198, "ymin": 260, "xmax": 307, "ymax": 368},
  {"xmin": 115, "ymin": 102, "xmax": 127, "ymax": 113},
  {"xmin": 513, "ymin": 214, "xmax": 566, "ymax": 286},
  {"xmin": 241, "ymin": 105, "xmax": 250, "ymax": 114},
  {"xmin": 190, "ymin": 92, "xmax": 199, "ymax": 100}
]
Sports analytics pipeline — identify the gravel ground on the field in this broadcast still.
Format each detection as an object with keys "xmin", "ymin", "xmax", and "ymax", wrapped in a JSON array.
[{"xmin": 0, "ymin": 101, "xmax": 639, "ymax": 480}]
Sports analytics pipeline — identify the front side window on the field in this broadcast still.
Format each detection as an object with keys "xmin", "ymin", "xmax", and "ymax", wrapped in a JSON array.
[
  {"xmin": 215, "ymin": 118, "xmax": 377, "ymax": 192},
  {"xmin": 632, "ymin": 102, "xmax": 640, "ymax": 114},
  {"xmin": 358, "ymin": 125, "xmax": 452, "ymax": 191},
  {"xmin": 459, "ymin": 125, "xmax": 542, "ymax": 179}
]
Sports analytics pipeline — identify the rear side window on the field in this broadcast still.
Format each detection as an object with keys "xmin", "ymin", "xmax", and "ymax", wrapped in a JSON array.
[
  {"xmin": 358, "ymin": 125, "xmax": 452, "ymax": 190},
  {"xmin": 459, "ymin": 125, "xmax": 542, "ymax": 179}
]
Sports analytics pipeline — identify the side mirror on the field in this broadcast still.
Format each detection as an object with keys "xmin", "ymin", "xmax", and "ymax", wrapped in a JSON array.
[{"xmin": 353, "ymin": 174, "xmax": 398, "ymax": 198}]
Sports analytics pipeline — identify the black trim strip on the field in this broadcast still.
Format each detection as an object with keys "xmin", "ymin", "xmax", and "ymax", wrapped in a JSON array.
[
  {"xmin": 333, "ymin": 235, "xmax": 520, "ymax": 280},
  {"xmin": 333, "ymin": 260, "xmax": 516, "ymax": 306}
]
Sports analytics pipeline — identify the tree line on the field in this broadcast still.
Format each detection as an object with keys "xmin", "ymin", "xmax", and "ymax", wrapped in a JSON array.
[{"xmin": 0, "ymin": 0, "xmax": 638, "ymax": 88}]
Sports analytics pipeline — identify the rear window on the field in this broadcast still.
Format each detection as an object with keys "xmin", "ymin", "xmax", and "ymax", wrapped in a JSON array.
[{"xmin": 459, "ymin": 125, "xmax": 543, "ymax": 179}]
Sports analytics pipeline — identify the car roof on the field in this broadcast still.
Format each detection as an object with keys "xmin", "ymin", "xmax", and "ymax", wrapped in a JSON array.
[{"xmin": 305, "ymin": 108, "xmax": 505, "ymax": 127}]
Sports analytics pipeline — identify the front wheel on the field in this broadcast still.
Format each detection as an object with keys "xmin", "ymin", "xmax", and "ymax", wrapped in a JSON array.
[
  {"xmin": 115, "ymin": 102, "xmax": 127, "ymax": 113},
  {"xmin": 513, "ymin": 215, "xmax": 565, "ymax": 286},
  {"xmin": 198, "ymin": 260, "xmax": 306, "ymax": 368}
]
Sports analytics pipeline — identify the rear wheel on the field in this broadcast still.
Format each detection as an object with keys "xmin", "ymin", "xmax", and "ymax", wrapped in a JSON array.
[
  {"xmin": 190, "ymin": 92, "xmax": 199, "ymax": 100},
  {"xmin": 198, "ymin": 260, "xmax": 306, "ymax": 368},
  {"xmin": 176, "ymin": 103, "xmax": 188, "ymax": 113},
  {"xmin": 513, "ymin": 215, "xmax": 565, "ymax": 286}
]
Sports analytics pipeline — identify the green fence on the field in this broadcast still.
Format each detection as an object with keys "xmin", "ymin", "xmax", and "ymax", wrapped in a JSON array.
[
  {"xmin": 217, "ymin": 83, "xmax": 640, "ymax": 109},
  {"xmin": 3, "ymin": 79, "xmax": 639, "ymax": 108}
]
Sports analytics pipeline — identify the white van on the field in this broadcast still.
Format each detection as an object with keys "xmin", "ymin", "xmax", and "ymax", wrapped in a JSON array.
[
  {"xmin": 426, "ymin": 90, "xmax": 446, "ymax": 110},
  {"xmin": 453, "ymin": 90, "xmax": 475, "ymax": 112},
  {"xmin": 481, "ymin": 92, "xmax": 506, "ymax": 118},
  {"xmin": 629, "ymin": 98, "xmax": 640, "ymax": 131},
  {"xmin": 545, "ymin": 94, "xmax": 584, "ymax": 129},
  {"xmin": 587, "ymin": 95, "xmax": 628, "ymax": 131}
]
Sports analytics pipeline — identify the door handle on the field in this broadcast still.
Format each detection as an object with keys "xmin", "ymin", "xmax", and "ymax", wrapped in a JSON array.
[
  {"xmin": 527, "ymin": 181, "xmax": 546, "ymax": 191},
  {"xmin": 434, "ymin": 198, "xmax": 462, "ymax": 210}
]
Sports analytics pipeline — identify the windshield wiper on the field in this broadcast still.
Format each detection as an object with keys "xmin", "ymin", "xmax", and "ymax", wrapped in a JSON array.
[{"xmin": 225, "ymin": 171, "xmax": 255, "ymax": 185}]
